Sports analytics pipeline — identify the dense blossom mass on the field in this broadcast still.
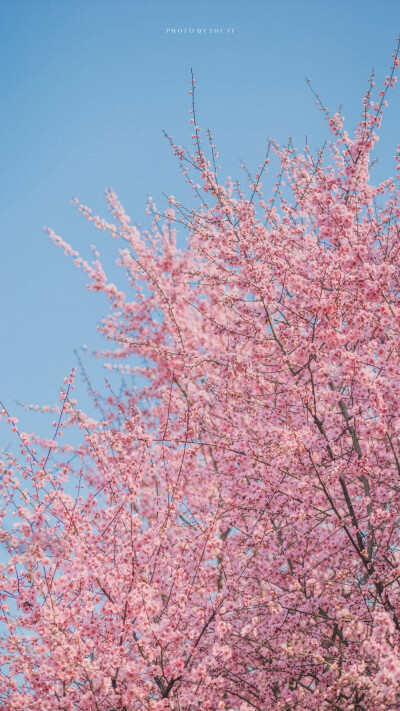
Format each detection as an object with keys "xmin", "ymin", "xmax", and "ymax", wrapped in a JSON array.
[{"xmin": 1, "ymin": 45, "xmax": 400, "ymax": 710}]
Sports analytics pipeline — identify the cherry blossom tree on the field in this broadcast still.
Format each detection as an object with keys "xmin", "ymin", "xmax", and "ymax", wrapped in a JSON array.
[{"xmin": 1, "ymin": 43, "xmax": 400, "ymax": 711}]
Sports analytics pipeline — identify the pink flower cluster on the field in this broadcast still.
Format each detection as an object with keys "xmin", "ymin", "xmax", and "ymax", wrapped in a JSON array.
[{"xmin": 1, "ymin": 40, "xmax": 400, "ymax": 711}]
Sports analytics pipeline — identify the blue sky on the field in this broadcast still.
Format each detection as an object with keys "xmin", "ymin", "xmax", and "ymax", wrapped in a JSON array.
[{"xmin": 1, "ymin": 0, "xmax": 400, "ymax": 442}]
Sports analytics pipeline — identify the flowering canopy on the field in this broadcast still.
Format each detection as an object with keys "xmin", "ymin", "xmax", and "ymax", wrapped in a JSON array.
[{"xmin": 1, "ymin": 44, "xmax": 400, "ymax": 711}]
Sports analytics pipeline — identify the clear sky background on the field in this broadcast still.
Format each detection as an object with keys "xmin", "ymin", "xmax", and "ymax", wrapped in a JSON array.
[{"xmin": 1, "ymin": 0, "xmax": 400, "ymax": 444}]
